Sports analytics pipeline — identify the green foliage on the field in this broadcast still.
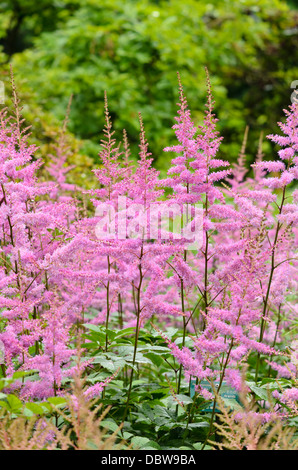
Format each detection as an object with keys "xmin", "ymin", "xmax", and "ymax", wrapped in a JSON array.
[
  {"xmin": 0, "ymin": 323, "xmax": 297, "ymax": 450},
  {"xmin": 1, "ymin": 0, "xmax": 297, "ymax": 176}
]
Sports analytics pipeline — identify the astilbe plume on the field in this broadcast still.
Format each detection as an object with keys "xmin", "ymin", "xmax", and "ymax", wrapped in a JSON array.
[
  {"xmin": 160, "ymin": 71, "xmax": 234, "ymax": 338},
  {"xmin": 209, "ymin": 391, "xmax": 298, "ymax": 450},
  {"xmin": 158, "ymin": 75, "xmax": 297, "ymax": 428},
  {"xmin": 0, "ymin": 410, "xmax": 59, "ymax": 450},
  {"xmin": 46, "ymin": 95, "xmax": 78, "ymax": 202},
  {"xmin": 0, "ymin": 370, "xmax": 128, "ymax": 450},
  {"xmin": 0, "ymin": 73, "xmax": 82, "ymax": 398}
]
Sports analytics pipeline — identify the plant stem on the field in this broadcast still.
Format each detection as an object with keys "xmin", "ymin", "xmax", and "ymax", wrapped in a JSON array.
[
  {"xmin": 105, "ymin": 255, "xmax": 111, "ymax": 352},
  {"xmin": 122, "ymin": 246, "xmax": 143, "ymax": 423},
  {"xmin": 201, "ymin": 339, "xmax": 234, "ymax": 450},
  {"xmin": 255, "ymin": 187, "xmax": 286, "ymax": 382}
]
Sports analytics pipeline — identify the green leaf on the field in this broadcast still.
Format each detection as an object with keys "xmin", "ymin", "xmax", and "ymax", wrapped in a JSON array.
[
  {"xmin": 131, "ymin": 436, "xmax": 151, "ymax": 449},
  {"xmin": 114, "ymin": 328, "xmax": 135, "ymax": 339},
  {"xmin": 247, "ymin": 382, "xmax": 269, "ymax": 402},
  {"xmin": 0, "ymin": 394, "xmax": 23, "ymax": 413},
  {"xmin": 47, "ymin": 397, "xmax": 67, "ymax": 407},
  {"xmin": 140, "ymin": 403, "xmax": 155, "ymax": 421},
  {"xmin": 83, "ymin": 324, "xmax": 102, "ymax": 333},
  {"xmin": 142, "ymin": 440, "xmax": 161, "ymax": 450},
  {"xmin": 175, "ymin": 394, "xmax": 193, "ymax": 405},
  {"xmin": 100, "ymin": 419, "xmax": 120, "ymax": 433},
  {"xmin": 143, "ymin": 352, "xmax": 163, "ymax": 367},
  {"xmin": 25, "ymin": 402, "xmax": 45, "ymax": 415},
  {"xmin": 187, "ymin": 422, "xmax": 210, "ymax": 429}
]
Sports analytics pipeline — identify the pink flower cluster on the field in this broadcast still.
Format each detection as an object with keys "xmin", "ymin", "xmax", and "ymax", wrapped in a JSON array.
[{"xmin": 0, "ymin": 72, "xmax": 297, "ymax": 418}]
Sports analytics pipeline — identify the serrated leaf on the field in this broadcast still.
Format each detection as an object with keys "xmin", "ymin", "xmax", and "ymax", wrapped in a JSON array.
[
  {"xmin": 114, "ymin": 328, "xmax": 135, "ymax": 339},
  {"xmin": 100, "ymin": 419, "xmax": 120, "ymax": 433},
  {"xmin": 47, "ymin": 397, "xmax": 67, "ymax": 407},
  {"xmin": 25, "ymin": 402, "xmax": 45, "ymax": 415},
  {"xmin": 247, "ymin": 382, "xmax": 269, "ymax": 401},
  {"xmin": 1, "ymin": 395, "xmax": 23, "ymax": 412},
  {"xmin": 175, "ymin": 394, "xmax": 193, "ymax": 404},
  {"xmin": 83, "ymin": 324, "xmax": 101, "ymax": 333}
]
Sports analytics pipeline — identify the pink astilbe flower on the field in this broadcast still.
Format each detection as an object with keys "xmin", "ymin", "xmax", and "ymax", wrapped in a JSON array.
[
  {"xmin": 0, "ymin": 69, "xmax": 297, "ymax": 434},
  {"xmin": 0, "ymin": 76, "xmax": 80, "ymax": 397},
  {"xmin": 46, "ymin": 96, "xmax": 78, "ymax": 202},
  {"xmin": 157, "ymin": 79, "xmax": 297, "ymax": 414},
  {"xmin": 253, "ymin": 102, "xmax": 298, "ymax": 188},
  {"xmin": 19, "ymin": 301, "xmax": 75, "ymax": 400}
]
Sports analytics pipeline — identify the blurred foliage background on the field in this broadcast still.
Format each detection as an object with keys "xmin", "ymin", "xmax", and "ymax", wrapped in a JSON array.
[{"xmin": 0, "ymin": 0, "xmax": 298, "ymax": 183}]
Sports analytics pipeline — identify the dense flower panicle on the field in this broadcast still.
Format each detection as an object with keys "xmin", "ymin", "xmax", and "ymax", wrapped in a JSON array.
[
  {"xmin": 156, "ymin": 88, "xmax": 297, "ymax": 406},
  {"xmin": 0, "ymin": 75, "xmax": 95, "ymax": 397},
  {"xmin": 46, "ymin": 96, "xmax": 78, "ymax": 202},
  {"xmin": 253, "ymin": 103, "xmax": 298, "ymax": 188},
  {"xmin": 89, "ymin": 92, "xmax": 131, "ymax": 203},
  {"xmin": 162, "ymin": 71, "xmax": 230, "ymax": 207}
]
